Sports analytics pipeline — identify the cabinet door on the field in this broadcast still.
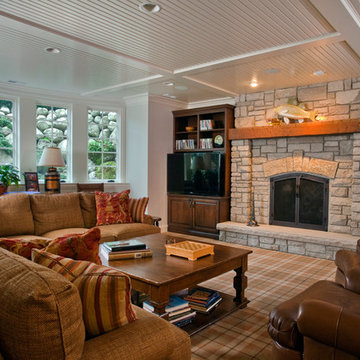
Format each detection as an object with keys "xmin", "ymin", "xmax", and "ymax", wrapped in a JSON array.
[
  {"xmin": 168, "ymin": 196, "xmax": 193, "ymax": 229},
  {"xmin": 192, "ymin": 198, "xmax": 219, "ymax": 234}
]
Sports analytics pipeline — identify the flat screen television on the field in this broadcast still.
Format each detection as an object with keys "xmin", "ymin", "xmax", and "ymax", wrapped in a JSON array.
[{"xmin": 167, "ymin": 152, "xmax": 225, "ymax": 196}]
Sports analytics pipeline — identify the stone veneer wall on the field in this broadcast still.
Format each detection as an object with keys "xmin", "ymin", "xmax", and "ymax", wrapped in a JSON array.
[
  {"xmin": 231, "ymin": 77, "xmax": 360, "ymax": 236},
  {"xmin": 234, "ymin": 77, "xmax": 360, "ymax": 127}
]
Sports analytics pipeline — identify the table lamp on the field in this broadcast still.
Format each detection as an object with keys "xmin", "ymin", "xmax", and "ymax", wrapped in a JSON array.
[{"xmin": 38, "ymin": 147, "xmax": 65, "ymax": 193}]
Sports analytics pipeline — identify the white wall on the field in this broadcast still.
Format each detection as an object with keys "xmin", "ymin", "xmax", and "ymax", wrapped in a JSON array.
[
  {"xmin": 148, "ymin": 97, "xmax": 183, "ymax": 230},
  {"xmin": 124, "ymin": 94, "xmax": 149, "ymax": 198}
]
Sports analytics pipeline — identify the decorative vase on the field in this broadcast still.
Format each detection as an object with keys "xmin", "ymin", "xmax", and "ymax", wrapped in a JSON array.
[{"xmin": 0, "ymin": 184, "xmax": 8, "ymax": 195}]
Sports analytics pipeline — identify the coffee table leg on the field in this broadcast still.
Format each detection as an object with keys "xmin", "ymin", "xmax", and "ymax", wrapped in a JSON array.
[
  {"xmin": 149, "ymin": 287, "xmax": 170, "ymax": 319},
  {"xmin": 233, "ymin": 256, "xmax": 249, "ymax": 307}
]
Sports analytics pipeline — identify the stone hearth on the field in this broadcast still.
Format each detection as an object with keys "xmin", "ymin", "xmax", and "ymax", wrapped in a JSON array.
[{"xmin": 217, "ymin": 222, "xmax": 357, "ymax": 260}]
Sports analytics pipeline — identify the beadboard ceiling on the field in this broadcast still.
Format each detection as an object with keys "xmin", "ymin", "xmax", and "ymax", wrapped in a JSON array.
[{"xmin": 0, "ymin": 0, "xmax": 359, "ymax": 103}]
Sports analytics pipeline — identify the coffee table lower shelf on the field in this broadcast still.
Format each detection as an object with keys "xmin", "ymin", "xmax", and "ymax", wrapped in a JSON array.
[{"xmin": 181, "ymin": 291, "xmax": 249, "ymax": 336}]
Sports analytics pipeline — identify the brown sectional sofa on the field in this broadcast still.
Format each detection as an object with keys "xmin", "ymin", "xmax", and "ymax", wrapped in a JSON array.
[
  {"xmin": 0, "ymin": 247, "xmax": 191, "ymax": 360},
  {"xmin": 0, "ymin": 192, "xmax": 160, "ymax": 242}
]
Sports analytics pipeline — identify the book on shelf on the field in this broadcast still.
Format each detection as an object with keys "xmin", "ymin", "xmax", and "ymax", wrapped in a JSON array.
[
  {"xmin": 185, "ymin": 287, "xmax": 219, "ymax": 302},
  {"xmin": 188, "ymin": 297, "xmax": 222, "ymax": 314},
  {"xmin": 143, "ymin": 295, "xmax": 189, "ymax": 314},
  {"xmin": 169, "ymin": 310, "xmax": 196, "ymax": 324},
  {"xmin": 199, "ymin": 138, "xmax": 212, "ymax": 149},
  {"xmin": 200, "ymin": 119, "xmax": 214, "ymax": 130},
  {"xmin": 171, "ymin": 315, "xmax": 195, "ymax": 328},
  {"xmin": 102, "ymin": 239, "xmax": 146, "ymax": 252},
  {"xmin": 99, "ymin": 244, "xmax": 152, "ymax": 260}
]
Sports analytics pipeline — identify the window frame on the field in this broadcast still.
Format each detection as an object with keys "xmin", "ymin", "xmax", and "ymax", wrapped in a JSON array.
[
  {"xmin": 35, "ymin": 101, "xmax": 72, "ymax": 182},
  {"xmin": 0, "ymin": 95, "xmax": 18, "ymax": 168},
  {"xmin": 87, "ymin": 107, "xmax": 121, "ymax": 182}
]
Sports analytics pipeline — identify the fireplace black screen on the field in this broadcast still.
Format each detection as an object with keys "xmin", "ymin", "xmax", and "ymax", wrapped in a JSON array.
[{"xmin": 270, "ymin": 173, "xmax": 329, "ymax": 231}]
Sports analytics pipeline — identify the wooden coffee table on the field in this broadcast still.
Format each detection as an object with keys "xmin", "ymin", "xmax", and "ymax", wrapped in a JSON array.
[{"xmin": 101, "ymin": 233, "xmax": 252, "ymax": 334}]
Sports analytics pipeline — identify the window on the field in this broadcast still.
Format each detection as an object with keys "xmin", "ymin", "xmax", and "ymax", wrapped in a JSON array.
[
  {"xmin": 36, "ymin": 104, "xmax": 69, "ymax": 181},
  {"xmin": 88, "ymin": 110, "xmax": 118, "ymax": 181},
  {"xmin": 0, "ymin": 99, "xmax": 15, "ymax": 165}
]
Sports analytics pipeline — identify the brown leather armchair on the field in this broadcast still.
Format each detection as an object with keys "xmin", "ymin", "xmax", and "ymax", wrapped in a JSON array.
[{"xmin": 268, "ymin": 241, "xmax": 360, "ymax": 360}]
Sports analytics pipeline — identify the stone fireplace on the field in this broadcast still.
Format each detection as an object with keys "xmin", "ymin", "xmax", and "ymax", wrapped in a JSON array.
[
  {"xmin": 217, "ymin": 132, "xmax": 360, "ymax": 259},
  {"xmin": 217, "ymin": 77, "xmax": 360, "ymax": 259}
]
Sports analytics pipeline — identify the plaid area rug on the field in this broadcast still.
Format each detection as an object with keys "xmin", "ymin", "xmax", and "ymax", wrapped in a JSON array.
[{"xmin": 165, "ymin": 232, "xmax": 336, "ymax": 360}]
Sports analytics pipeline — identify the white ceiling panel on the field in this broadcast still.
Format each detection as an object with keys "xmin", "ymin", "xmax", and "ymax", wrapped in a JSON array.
[
  {"xmin": 186, "ymin": 41, "xmax": 360, "ymax": 94},
  {"xmin": 0, "ymin": 0, "xmax": 359, "ymax": 102},
  {"xmin": 0, "ymin": 0, "xmax": 333, "ymax": 71},
  {"xmin": 0, "ymin": 24, "xmax": 157, "ymax": 93}
]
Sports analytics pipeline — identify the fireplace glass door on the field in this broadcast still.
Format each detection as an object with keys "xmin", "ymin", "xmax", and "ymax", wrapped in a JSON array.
[{"xmin": 270, "ymin": 173, "xmax": 329, "ymax": 231}]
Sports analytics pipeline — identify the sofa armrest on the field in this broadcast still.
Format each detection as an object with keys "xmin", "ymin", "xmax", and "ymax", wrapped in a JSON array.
[
  {"xmin": 80, "ymin": 306, "xmax": 190, "ymax": 360},
  {"xmin": 335, "ymin": 250, "xmax": 360, "ymax": 294},
  {"xmin": 142, "ymin": 214, "xmax": 161, "ymax": 227},
  {"xmin": 298, "ymin": 299, "xmax": 360, "ymax": 358},
  {"xmin": 357, "ymin": 239, "xmax": 360, "ymax": 254}
]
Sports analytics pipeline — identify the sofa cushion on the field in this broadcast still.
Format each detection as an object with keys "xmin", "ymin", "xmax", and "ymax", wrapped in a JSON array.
[
  {"xmin": 0, "ymin": 238, "xmax": 50, "ymax": 259},
  {"xmin": 44, "ymin": 228, "xmax": 101, "ymax": 264},
  {"xmin": 79, "ymin": 192, "xmax": 97, "ymax": 228},
  {"xmin": 30, "ymin": 193, "xmax": 85, "ymax": 235},
  {"xmin": 98, "ymin": 223, "xmax": 160, "ymax": 243},
  {"xmin": 81, "ymin": 306, "xmax": 191, "ymax": 360},
  {"xmin": 41, "ymin": 228, "xmax": 89, "ymax": 239},
  {"xmin": 95, "ymin": 190, "xmax": 132, "ymax": 226},
  {"xmin": 129, "ymin": 197, "xmax": 149, "ymax": 223},
  {"xmin": 0, "ymin": 193, "xmax": 34, "ymax": 236},
  {"xmin": 0, "ymin": 247, "xmax": 85, "ymax": 360},
  {"xmin": 32, "ymin": 250, "xmax": 137, "ymax": 337}
]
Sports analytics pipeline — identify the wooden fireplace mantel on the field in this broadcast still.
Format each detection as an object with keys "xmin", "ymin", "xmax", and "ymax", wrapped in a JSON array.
[{"xmin": 229, "ymin": 119, "xmax": 360, "ymax": 140}]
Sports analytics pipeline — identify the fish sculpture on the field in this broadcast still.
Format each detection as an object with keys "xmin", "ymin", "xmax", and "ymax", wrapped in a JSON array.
[{"xmin": 268, "ymin": 104, "xmax": 318, "ymax": 124}]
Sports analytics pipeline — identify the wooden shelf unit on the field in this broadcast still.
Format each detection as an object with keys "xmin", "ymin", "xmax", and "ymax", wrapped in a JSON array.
[{"xmin": 169, "ymin": 105, "xmax": 234, "ymax": 239}]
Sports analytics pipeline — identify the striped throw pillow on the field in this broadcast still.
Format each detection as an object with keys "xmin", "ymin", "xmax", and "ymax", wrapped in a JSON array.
[
  {"xmin": 32, "ymin": 249, "xmax": 137, "ymax": 337},
  {"xmin": 129, "ymin": 197, "xmax": 149, "ymax": 223}
]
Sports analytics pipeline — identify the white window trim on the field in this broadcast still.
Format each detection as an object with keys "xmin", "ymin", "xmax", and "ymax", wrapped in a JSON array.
[
  {"xmin": 0, "ymin": 94, "xmax": 18, "ymax": 169},
  {"xmin": 87, "ymin": 106, "xmax": 122, "ymax": 182},
  {"xmin": 35, "ymin": 101, "xmax": 72, "ymax": 182}
]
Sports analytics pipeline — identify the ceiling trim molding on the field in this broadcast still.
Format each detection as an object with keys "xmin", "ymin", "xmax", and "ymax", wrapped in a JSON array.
[
  {"xmin": 174, "ymin": 32, "xmax": 343, "ymax": 75},
  {"xmin": 187, "ymin": 97, "xmax": 236, "ymax": 109},
  {"xmin": 340, "ymin": 0, "xmax": 360, "ymax": 28},
  {"xmin": 182, "ymin": 76, "xmax": 238, "ymax": 97},
  {"xmin": 81, "ymin": 75, "xmax": 163, "ymax": 96},
  {"xmin": 0, "ymin": 82, "xmax": 123, "ymax": 106}
]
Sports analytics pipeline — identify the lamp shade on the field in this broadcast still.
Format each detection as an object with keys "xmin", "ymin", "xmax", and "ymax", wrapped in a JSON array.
[{"xmin": 38, "ymin": 147, "xmax": 65, "ymax": 167}]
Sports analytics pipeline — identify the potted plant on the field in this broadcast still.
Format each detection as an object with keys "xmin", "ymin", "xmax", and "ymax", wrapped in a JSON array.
[{"xmin": 0, "ymin": 164, "xmax": 20, "ymax": 195}]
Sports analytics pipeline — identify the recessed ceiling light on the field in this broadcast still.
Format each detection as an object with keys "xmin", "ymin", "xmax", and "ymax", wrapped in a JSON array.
[
  {"xmin": 264, "ymin": 68, "xmax": 280, "ymax": 74},
  {"xmin": 163, "ymin": 81, "xmax": 174, "ymax": 86},
  {"xmin": 139, "ymin": 2, "xmax": 161, "ymax": 13},
  {"xmin": 163, "ymin": 93, "xmax": 176, "ymax": 99},
  {"xmin": 175, "ymin": 85, "xmax": 188, "ymax": 91},
  {"xmin": 45, "ymin": 47, "xmax": 61, "ymax": 54},
  {"xmin": 313, "ymin": 70, "xmax": 324, "ymax": 76},
  {"xmin": 250, "ymin": 80, "xmax": 258, "ymax": 88}
]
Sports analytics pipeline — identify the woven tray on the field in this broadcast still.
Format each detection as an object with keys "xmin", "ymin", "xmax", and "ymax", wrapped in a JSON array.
[{"xmin": 165, "ymin": 241, "xmax": 214, "ymax": 261}]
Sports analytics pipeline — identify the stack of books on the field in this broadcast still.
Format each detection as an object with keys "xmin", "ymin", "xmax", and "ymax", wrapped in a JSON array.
[
  {"xmin": 99, "ymin": 239, "xmax": 152, "ymax": 260},
  {"xmin": 184, "ymin": 287, "xmax": 222, "ymax": 314},
  {"xmin": 143, "ymin": 295, "xmax": 196, "ymax": 327}
]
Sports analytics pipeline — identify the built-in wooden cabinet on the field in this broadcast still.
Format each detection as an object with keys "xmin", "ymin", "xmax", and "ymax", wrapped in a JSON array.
[
  {"xmin": 168, "ymin": 194, "xmax": 230, "ymax": 239},
  {"xmin": 168, "ymin": 104, "xmax": 234, "ymax": 238}
]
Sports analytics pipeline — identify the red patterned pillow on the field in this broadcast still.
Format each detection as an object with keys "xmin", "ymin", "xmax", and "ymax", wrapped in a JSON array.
[
  {"xmin": 95, "ymin": 190, "xmax": 132, "ymax": 226},
  {"xmin": 129, "ymin": 197, "xmax": 149, "ymax": 223},
  {"xmin": 0, "ymin": 238, "xmax": 49, "ymax": 259},
  {"xmin": 44, "ymin": 227, "xmax": 101, "ymax": 264}
]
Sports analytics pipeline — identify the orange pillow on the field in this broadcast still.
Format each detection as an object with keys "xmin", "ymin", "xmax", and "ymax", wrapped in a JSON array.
[
  {"xmin": 44, "ymin": 227, "xmax": 101, "ymax": 264},
  {"xmin": 95, "ymin": 190, "xmax": 133, "ymax": 226},
  {"xmin": 0, "ymin": 238, "xmax": 49, "ymax": 259}
]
